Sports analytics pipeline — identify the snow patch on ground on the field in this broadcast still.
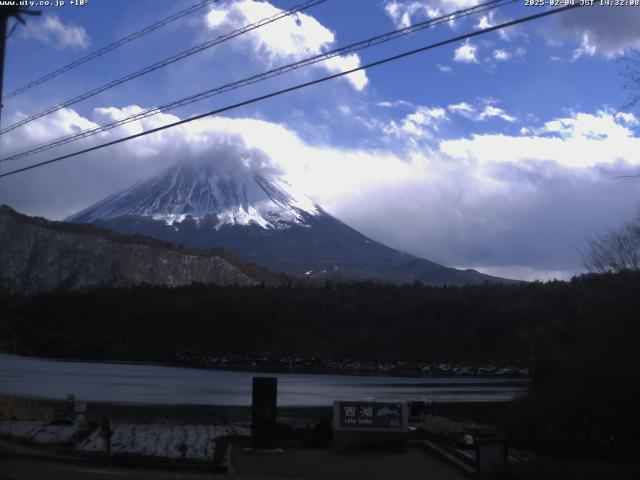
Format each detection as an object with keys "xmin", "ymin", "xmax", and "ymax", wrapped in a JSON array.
[
  {"xmin": 0, "ymin": 420, "xmax": 79, "ymax": 444},
  {"xmin": 78, "ymin": 423, "xmax": 249, "ymax": 461}
]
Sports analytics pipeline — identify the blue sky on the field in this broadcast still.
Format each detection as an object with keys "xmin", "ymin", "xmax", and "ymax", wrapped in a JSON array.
[{"xmin": 1, "ymin": 0, "xmax": 640, "ymax": 280}]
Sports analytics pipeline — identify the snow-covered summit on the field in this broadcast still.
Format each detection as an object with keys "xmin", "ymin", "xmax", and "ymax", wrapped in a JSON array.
[{"xmin": 67, "ymin": 163, "xmax": 321, "ymax": 229}]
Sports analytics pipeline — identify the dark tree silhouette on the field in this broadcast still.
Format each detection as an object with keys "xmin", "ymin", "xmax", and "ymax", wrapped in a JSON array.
[
  {"xmin": 584, "ymin": 213, "xmax": 640, "ymax": 273},
  {"xmin": 620, "ymin": 48, "xmax": 640, "ymax": 111}
]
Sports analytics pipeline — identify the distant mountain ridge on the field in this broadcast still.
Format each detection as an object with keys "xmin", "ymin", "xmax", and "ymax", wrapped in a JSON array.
[
  {"xmin": 67, "ymin": 163, "xmax": 515, "ymax": 286},
  {"xmin": 0, "ymin": 205, "xmax": 284, "ymax": 293}
]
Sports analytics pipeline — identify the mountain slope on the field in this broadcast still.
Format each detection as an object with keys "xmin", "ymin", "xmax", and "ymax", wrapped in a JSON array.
[
  {"xmin": 0, "ymin": 205, "xmax": 284, "ymax": 293},
  {"xmin": 67, "ymin": 164, "xmax": 515, "ymax": 285}
]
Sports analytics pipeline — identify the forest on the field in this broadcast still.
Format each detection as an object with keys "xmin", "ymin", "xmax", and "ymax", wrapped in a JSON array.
[{"xmin": 1, "ymin": 271, "xmax": 639, "ymax": 368}]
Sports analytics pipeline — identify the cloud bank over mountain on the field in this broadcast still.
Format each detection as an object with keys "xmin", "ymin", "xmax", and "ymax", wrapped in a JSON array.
[{"xmin": 2, "ymin": 102, "xmax": 639, "ymax": 281}]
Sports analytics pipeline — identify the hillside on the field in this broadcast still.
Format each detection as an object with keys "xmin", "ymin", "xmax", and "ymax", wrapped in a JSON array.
[{"xmin": 0, "ymin": 205, "xmax": 284, "ymax": 293}]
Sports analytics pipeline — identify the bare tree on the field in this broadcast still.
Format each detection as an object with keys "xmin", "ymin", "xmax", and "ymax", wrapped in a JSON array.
[
  {"xmin": 620, "ymin": 49, "xmax": 640, "ymax": 111},
  {"xmin": 584, "ymin": 215, "xmax": 640, "ymax": 273},
  {"xmin": 612, "ymin": 51, "xmax": 640, "ymax": 179}
]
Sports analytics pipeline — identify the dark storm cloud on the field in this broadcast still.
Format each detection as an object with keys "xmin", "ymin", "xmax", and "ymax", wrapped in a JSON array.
[
  {"xmin": 550, "ymin": 6, "xmax": 640, "ymax": 57},
  {"xmin": 331, "ymin": 161, "xmax": 640, "ymax": 280}
]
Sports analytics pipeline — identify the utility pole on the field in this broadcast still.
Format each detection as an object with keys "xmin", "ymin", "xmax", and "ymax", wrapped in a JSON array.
[
  {"xmin": 0, "ymin": 6, "xmax": 40, "ymax": 129},
  {"xmin": 0, "ymin": 7, "xmax": 17, "ymax": 129}
]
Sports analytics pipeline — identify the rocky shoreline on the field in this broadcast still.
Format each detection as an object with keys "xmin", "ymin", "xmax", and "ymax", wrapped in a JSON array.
[
  {"xmin": 9, "ymin": 350, "xmax": 532, "ymax": 378},
  {"xmin": 171, "ymin": 352, "xmax": 533, "ymax": 378}
]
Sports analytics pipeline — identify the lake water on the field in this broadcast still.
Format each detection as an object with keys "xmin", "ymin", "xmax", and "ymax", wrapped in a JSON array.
[{"xmin": 0, "ymin": 354, "xmax": 528, "ymax": 406}]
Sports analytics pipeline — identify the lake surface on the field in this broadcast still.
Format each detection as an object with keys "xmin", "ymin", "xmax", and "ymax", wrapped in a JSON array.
[{"xmin": 0, "ymin": 354, "xmax": 528, "ymax": 406}]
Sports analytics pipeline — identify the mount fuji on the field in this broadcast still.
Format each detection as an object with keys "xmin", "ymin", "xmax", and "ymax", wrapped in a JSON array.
[{"xmin": 67, "ymin": 163, "xmax": 511, "ymax": 285}]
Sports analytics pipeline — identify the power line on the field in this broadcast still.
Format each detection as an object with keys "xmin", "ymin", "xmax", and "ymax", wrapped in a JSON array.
[
  {"xmin": 2, "ymin": 0, "xmax": 221, "ymax": 102},
  {"xmin": 5, "ymin": 18, "xmax": 18, "ymax": 40},
  {"xmin": 0, "ymin": 0, "xmax": 516, "ymax": 164},
  {"xmin": 0, "ymin": 3, "xmax": 583, "ymax": 180},
  {"xmin": 0, "ymin": 0, "xmax": 327, "ymax": 136}
]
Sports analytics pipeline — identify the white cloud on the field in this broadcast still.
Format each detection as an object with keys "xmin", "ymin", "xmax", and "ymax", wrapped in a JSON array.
[
  {"xmin": 322, "ymin": 54, "xmax": 368, "ymax": 91},
  {"xmin": 384, "ymin": 1, "xmax": 419, "ymax": 29},
  {"xmin": 615, "ymin": 112, "xmax": 639, "ymax": 126},
  {"xmin": 473, "ymin": 11, "xmax": 521, "ymax": 41},
  {"xmin": 453, "ymin": 40, "xmax": 479, "ymax": 63},
  {"xmin": 477, "ymin": 105, "xmax": 516, "ymax": 123},
  {"xmin": 337, "ymin": 105, "xmax": 351, "ymax": 116},
  {"xmin": 440, "ymin": 110, "xmax": 640, "ymax": 168},
  {"xmin": 493, "ymin": 49, "xmax": 510, "ymax": 61},
  {"xmin": 383, "ymin": 0, "xmax": 522, "ymax": 44},
  {"xmin": 571, "ymin": 33, "xmax": 597, "ymax": 61},
  {"xmin": 447, "ymin": 100, "xmax": 516, "ymax": 122},
  {"xmin": 206, "ymin": 8, "xmax": 228, "ymax": 27},
  {"xmin": 476, "ymin": 15, "xmax": 492, "ymax": 30},
  {"xmin": 205, "ymin": 0, "xmax": 368, "ymax": 90},
  {"xmin": 24, "ymin": 14, "xmax": 90, "ymax": 50},
  {"xmin": 487, "ymin": 47, "xmax": 524, "ymax": 65},
  {"xmin": 437, "ymin": 63, "xmax": 452, "ymax": 73},
  {"xmin": 384, "ymin": 106, "xmax": 449, "ymax": 139},
  {"xmin": 448, "ymin": 102, "xmax": 475, "ymax": 117},
  {"xmin": 407, "ymin": 106, "xmax": 448, "ymax": 128},
  {"xmin": 206, "ymin": 0, "xmax": 332, "ymax": 58},
  {"xmin": 384, "ymin": 0, "xmax": 482, "ymax": 29},
  {"xmin": 375, "ymin": 99, "xmax": 415, "ymax": 108}
]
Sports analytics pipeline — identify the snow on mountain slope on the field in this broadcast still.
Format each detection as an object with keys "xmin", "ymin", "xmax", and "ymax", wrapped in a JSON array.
[{"xmin": 67, "ymin": 164, "xmax": 320, "ymax": 229}]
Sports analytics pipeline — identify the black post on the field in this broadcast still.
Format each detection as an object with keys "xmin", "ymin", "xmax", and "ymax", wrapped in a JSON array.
[
  {"xmin": 101, "ymin": 417, "xmax": 113, "ymax": 457},
  {"xmin": 475, "ymin": 435, "xmax": 507, "ymax": 479},
  {"xmin": 0, "ymin": 7, "xmax": 13, "ymax": 128},
  {"xmin": 66, "ymin": 393, "xmax": 76, "ymax": 421},
  {"xmin": 251, "ymin": 377, "xmax": 277, "ymax": 449},
  {"xmin": 0, "ymin": 6, "xmax": 40, "ymax": 129}
]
